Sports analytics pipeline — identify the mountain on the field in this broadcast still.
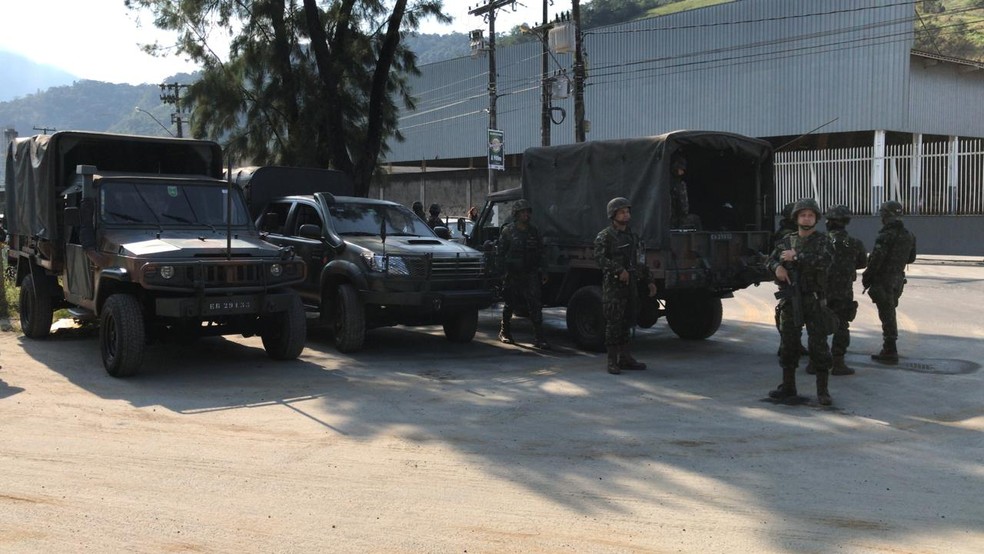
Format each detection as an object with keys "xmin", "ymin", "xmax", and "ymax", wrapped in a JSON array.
[{"xmin": 0, "ymin": 51, "xmax": 79, "ymax": 102}]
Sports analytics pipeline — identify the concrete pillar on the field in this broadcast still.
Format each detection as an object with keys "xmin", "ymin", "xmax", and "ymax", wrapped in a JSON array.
[
  {"xmin": 948, "ymin": 136, "xmax": 960, "ymax": 214},
  {"xmin": 871, "ymin": 130, "xmax": 886, "ymax": 214},
  {"xmin": 910, "ymin": 133, "xmax": 922, "ymax": 215}
]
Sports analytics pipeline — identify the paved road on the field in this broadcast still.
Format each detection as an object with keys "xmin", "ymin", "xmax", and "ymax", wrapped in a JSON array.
[{"xmin": 1, "ymin": 260, "xmax": 982, "ymax": 552}]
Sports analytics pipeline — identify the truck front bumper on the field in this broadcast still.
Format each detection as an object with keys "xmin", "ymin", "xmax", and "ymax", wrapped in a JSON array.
[{"xmin": 155, "ymin": 291, "xmax": 297, "ymax": 318}]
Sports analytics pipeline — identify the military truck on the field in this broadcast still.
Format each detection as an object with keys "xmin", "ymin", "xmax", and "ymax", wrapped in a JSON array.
[
  {"xmin": 468, "ymin": 130, "xmax": 775, "ymax": 351},
  {"xmin": 4, "ymin": 132, "xmax": 308, "ymax": 377},
  {"xmin": 238, "ymin": 166, "xmax": 495, "ymax": 353}
]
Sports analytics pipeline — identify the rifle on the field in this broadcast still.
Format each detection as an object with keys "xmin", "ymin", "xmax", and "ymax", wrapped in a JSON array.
[{"xmin": 774, "ymin": 266, "xmax": 804, "ymax": 328}]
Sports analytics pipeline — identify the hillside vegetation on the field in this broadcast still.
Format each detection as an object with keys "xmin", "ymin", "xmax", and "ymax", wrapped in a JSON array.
[{"xmin": 2, "ymin": 0, "xmax": 982, "ymax": 140}]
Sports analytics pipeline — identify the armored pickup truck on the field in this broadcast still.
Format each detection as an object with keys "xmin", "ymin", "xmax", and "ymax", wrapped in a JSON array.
[
  {"xmin": 469, "ymin": 130, "xmax": 775, "ymax": 351},
  {"xmin": 4, "ymin": 132, "xmax": 307, "ymax": 377},
  {"xmin": 237, "ymin": 166, "xmax": 494, "ymax": 353}
]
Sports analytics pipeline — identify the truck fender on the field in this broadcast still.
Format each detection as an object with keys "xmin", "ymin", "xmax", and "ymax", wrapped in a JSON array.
[{"xmin": 320, "ymin": 259, "xmax": 368, "ymax": 292}]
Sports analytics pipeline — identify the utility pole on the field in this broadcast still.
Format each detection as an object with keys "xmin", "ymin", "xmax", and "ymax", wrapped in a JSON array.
[
  {"xmin": 470, "ymin": 0, "xmax": 515, "ymax": 193},
  {"xmin": 540, "ymin": 0, "xmax": 550, "ymax": 146},
  {"xmin": 573, "ymin": 0, "xmax": 586, "ymax": 143},
  {"xmin": 159, "ymin": 82, "xmax": 191, "ymax": 138}
]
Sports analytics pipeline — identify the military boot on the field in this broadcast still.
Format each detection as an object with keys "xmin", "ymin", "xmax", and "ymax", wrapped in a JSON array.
[
  {"xmin": 871, "ymin": 339, "xmax": 898, "ymax": 364},
  {"xmin": 768, "ymin": 367, "xmax": 798, "ymax": 402},
  {"xmin": 618, "ymin": 346, "xmax": 647, "ymax": 370},
  {"xmin": 831, "ymin": 355, "xmax": 855, "ymax": 376},
  {"xmin": 532, "ymin": 324, "xmax": 551, "ymax": 350},
  {"xmin": 816, "ymin": 369, "xmax": 832, "ymax": 406},
  {"xmin": 606, "ymin": 347, "xmax": 621, "ymax": 374},
  {"xmin": 498, "ymin": 319, "xmax": 514, "ymax": 344}
]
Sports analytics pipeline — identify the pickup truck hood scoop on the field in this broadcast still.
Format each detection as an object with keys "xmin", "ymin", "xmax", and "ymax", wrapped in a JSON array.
[{"xmin": 345, "ymin": 236, "xmax": 480, "ymax": 256}]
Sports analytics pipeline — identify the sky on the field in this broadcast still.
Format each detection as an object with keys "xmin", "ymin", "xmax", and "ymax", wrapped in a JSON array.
[{"xmin": 0, "ymin": 1, "xmax": 552, "ymax": 85}]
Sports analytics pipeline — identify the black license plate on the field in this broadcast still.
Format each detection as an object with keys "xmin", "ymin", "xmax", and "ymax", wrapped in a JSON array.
[{"xmin": 205, "ymin": 297, "xmax": 256, "ymax": 315}]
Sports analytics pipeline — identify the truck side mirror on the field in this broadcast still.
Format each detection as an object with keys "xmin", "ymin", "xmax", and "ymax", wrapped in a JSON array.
[
  {"xmin": 298, "ymin": 223, "xmax": 322, "ymax": 239},
  {"xmin": 260, "ymin": 212, "xmax": 280, "ymax": 233},
  {"xmin": 434, "ymin": 226, "xmax": 451, "ymax": 240},
  {"xmin": 457, "ymin": 218, "xmax": 466, "ymax": 233},
  {"xmin": 64, "ymin": 207, "xmax": 80, "ymax": 226}
]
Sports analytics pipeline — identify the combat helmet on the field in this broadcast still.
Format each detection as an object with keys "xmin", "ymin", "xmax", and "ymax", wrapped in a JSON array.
[
  {"xmin": 878, "ymin": 201, "xmax": 904, "ymax": 220},
  {"xmin": 825, "ymin": 204, "xmax": 852, "ymax": 222},
  {"xmin": 781, "ymin": 202, "xmax": 796, "ymax": 221},
  {"xmin": 607, "ymin": 197, "xmax": 631, "ymax": 219},
  {"xmin": 512, "ymin": 199, "xmax": 532, "ymax": 215},
  {"xmin": 791, "ymin": 198, "xmax": 821, "ymax": 218},
  {"xmin": 429, "ymin": 203, "xmax": 441, "ymax": 216}
]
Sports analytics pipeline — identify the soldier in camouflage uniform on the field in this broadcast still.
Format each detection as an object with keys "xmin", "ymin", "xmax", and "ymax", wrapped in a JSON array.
[
  {"xmin": 773, "ymin": 202, "xmax": 807, "ymax": 357},
  {"xmin": 497, "ymin": 199, "xmax": 550, "ymax": 349},
  {"xmin": 806, "ymin": 205, "xmax": 867, "ymax": 376},
  {"xmin": 594, "ymin": 197, "xmax": 658, "ymax": 374},
  {"xmin": 767, "ymin": 198, "xmax": 835, "ymax": 406},
  {"xmin": 862, "ymin": 201, "xmax": 917, "ymax": 364}
]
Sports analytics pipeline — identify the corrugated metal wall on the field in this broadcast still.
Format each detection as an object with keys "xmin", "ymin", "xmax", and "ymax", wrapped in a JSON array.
[
  {"xmin": 908, "ymin": 58, "xmax": 984, "ymax": 136},
  {"xmin": 388, "ymin": 0, "xmax": 921, "ymax": 164}
]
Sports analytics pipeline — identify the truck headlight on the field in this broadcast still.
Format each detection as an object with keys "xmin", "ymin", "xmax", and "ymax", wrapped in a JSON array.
[
  {"xmin": 361, "ymin": 253, "xmax": 410, "ymax": 276},
  {"xmin": 270, "ymin": 263, "xmax": 283, "ymax": 277},
  {"xmin": 160, "ymin": 265, "xmax": 175, "ymax": 280}
]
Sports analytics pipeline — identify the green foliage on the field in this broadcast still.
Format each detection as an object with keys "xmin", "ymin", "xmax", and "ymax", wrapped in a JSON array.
[
  {"xmin": 124, "ymin": 0, "xmax": 452, "ymax": 196},
  {"xmin": 915, "ymin": 0, "xmax": 984, "ymax": 62}
]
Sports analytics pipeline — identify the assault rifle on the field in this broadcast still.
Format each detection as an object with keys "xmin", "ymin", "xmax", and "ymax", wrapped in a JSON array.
[{"xmin": 774, "ymin": 266, "xmax": 804, "ymax": 328}]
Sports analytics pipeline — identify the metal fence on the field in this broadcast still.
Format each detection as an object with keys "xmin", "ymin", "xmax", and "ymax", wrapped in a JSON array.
[{"xmin": 775, "ymin": 138, "xmax": 984, "ymax": 215}]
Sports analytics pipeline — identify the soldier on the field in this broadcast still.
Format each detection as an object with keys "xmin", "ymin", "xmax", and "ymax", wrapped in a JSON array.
[
  {"xmin": 594, "ymin": 197, "xmax": 658, "ymax": 375},
  {"xmin": 767, "ymin": 198, "xmax": 835, "ymax": 406},
  {"xmin": 807, "ymin": 205, "xmax": 867, "ymax": 376},
  {"xmin": 497, "ymin": 200, "xmax": 550, "ymax": 349},
  {"xmin": 426, "ymin": 203, "xmax": 443, "ymax": 229},
  {"xmin": 862, "ymin": 200, "xmax": 917, "ymax": 364},
  {"xmin": 669, "ymin": 153, "xmax": 700, "ymax": 229},
  {"xmin": 411, "ymin": 201, "xmax": 426, "ymax": 221},
  {"xmin": 774, "ymin": 202, "xmax": 806, "ymax": 357}
]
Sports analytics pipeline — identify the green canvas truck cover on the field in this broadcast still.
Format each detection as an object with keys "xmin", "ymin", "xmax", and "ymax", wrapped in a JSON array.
[
  {"xmin": 4, "ymin": 131, "xmax": 223, "ymax": 240},
  {"xmin": 520, "ymin": 130, "xmax": 774, "ymax": 249}
]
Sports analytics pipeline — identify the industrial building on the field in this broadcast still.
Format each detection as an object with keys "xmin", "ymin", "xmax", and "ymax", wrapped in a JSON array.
[{"xmin": 377, "ymin": 0, "xmax": 984, "ymax": 255}]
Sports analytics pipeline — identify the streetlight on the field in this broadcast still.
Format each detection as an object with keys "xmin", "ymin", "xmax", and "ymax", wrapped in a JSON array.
[{"xmin": 134, "ymin": 107, "xmax": 175, "ymax": 137}]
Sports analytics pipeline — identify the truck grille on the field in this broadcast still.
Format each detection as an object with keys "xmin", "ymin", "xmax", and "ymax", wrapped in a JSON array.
[
  {"xmin": 183, "ymin": 263, "xmax": 263, "ymax": 286},
  {"xmin": 401, "ymin": 255, "xmax": 485, "ymax": 280}
]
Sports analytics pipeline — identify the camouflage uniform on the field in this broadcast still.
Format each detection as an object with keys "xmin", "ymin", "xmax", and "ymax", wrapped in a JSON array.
[
  {"xmin": 862, "ymin": 201, "xmax": 916, "ymax": 363},
  {"xmin": 773, "ymin": 202, "xmax": 803, "ymax": 356},
  {"xmin": 823, "ymin": 206, "xmax": 868, "ymax": 375},
  {"xmin": 595, "ymin": 198, "xmax": 653, "ymax": 373},
  {"xmin": 767, "ymin": 199, "xmax": 834, "ymax": 405},
  {"xmin": 497, "ymin": 201, "xmax": 549, "ymax": 348}
]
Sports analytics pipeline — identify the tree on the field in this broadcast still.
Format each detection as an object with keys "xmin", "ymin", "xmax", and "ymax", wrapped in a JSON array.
[{"xmin": 125, "ymin": 0, "xmax": 450, "ymax": 196}]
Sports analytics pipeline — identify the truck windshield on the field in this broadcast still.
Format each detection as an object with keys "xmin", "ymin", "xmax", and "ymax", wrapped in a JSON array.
[
  {"xmin": 328, "ymin": 203, "xmax": 436, "ymax": 237},
  {"xmin": 100, "ymin": 181, "xmax": 252, "ymax": 227}
]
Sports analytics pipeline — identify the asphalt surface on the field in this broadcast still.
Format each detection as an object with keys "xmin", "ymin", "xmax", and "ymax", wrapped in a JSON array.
[{"xmin": 0, "ymin": 259, "xmax": 982, "ymax": 552}]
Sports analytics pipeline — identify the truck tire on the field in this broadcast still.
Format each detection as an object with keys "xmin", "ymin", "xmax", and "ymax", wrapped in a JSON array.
[
  {"xmin": 261, "ymin": 294, "xmax": 306, "ymax": 360},
  {"xmin": 665, "ymin": 294, "xmax": 723, "ymax": 340},
  {"xmin": 566, "ymin": 285, "xmax": 605, "ymax": 352},
  {"xmin": 331, "ymin": 283, "xmax": 365, "ymax": 353},
  {"xmin": 443, "ymin": 309, "xmax": 478, "ymax": 343},
  {"xmin": 100, "ymin": 294, "xmax": 146, "ymax": 378},
  {"xmin": 19, "ymin": 274, "xmax": 54, "ymax": 339}
]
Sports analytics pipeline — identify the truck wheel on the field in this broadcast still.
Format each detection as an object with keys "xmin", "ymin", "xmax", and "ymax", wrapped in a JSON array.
[
  {"xmin": 100, "ymin": 294, "xmax": 146, "ymax": 378},
  {"xmin": 566, "ymin": 285, "xmax": 605, "ymax": 352},
  {"xmin": 666, "ymin": 294, "xmax": 723, "ymax": 340},
  {"xmin": 331, "ymin": 283, "xmax": 365, "ymax": 353},
  {"xmin": 261, "ymin": 294, "xmax": 306, "ymax": 360},
  {"xmin": 19, "ymin": 274, "xmax": 54, "ymax": 339},
  {"xmin": 443, "ymin": 310, "xmax": 478, "ymax": 343}
]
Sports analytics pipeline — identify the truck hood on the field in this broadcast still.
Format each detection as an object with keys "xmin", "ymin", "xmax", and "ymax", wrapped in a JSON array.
[
  {"xmin": 103, "ymin": 229, "xmax": 284, "ymax": 259},
  {"xmin": 344, "ymin": 236, "xmax": 482, "ymax": 258}
]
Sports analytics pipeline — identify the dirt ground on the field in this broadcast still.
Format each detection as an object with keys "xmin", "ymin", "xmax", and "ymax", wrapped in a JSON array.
[{"xmin": 1, "ymin": 260, "xmax": 982, "ymax": 553}]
